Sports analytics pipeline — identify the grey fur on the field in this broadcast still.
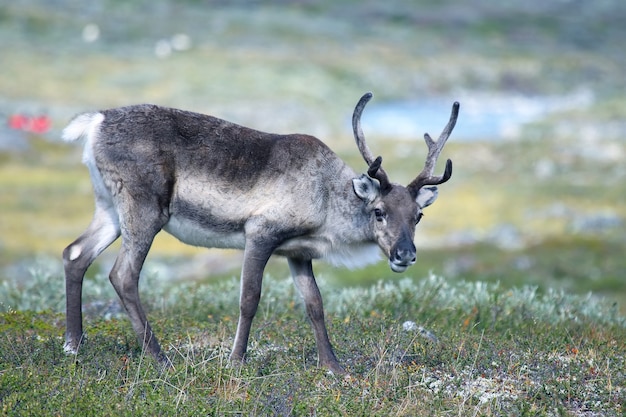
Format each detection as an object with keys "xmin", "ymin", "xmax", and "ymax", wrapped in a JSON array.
[{"xmin": 61, "ymin": 93, "xmax": 458, "ymax": 373}]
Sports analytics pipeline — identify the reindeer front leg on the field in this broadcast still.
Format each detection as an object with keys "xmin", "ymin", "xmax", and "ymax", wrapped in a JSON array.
[{"xmin": 288, "ymin": 258, "xmax": 345, "ymax": 374}]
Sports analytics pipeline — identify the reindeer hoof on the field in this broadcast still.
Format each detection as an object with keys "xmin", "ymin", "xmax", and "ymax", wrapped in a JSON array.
[
  {"xmin": 63, "ymin": 340, "xmax": 80, "ymax": 355},
  {"xmin": 156, "ymin": 353, "xmax": 175, "ymax": 372},
  {"xmin": 321, "ymin": 360, "xmax": 347, "ymax": 376},
  {"xmin": 227, "ymin": 355, "xmax": 246, "ymax": 371}
]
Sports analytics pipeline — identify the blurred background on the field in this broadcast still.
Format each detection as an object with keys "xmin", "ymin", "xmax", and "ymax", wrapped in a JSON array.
[{"xmin": 1, "ymin": 0, "xmax": 625, "ymax": 309}]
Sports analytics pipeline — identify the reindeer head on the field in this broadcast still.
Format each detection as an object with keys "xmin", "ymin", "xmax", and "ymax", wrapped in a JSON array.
[{"xmin": 351, "ymin": 92, "xmax": 459, "ymax": 273}]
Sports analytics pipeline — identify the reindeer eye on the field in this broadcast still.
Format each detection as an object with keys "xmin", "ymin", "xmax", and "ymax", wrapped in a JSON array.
[
  {"xmin": 416, "ymin": 212, "xmax": 424, "ymax": 224},
  {"xmin": 374, "ymin": 208, "xmax": 385, "ymax": 222}
]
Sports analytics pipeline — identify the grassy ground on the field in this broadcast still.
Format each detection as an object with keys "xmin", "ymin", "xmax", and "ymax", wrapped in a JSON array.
[{"xmin": 1, "ymin": 271, "xmax": 624, "ymax": 416}]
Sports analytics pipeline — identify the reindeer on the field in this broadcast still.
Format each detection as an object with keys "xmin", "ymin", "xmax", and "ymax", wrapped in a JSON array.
[{"xmin": 61, "ymin": 92, "xmax": 458, "ymax": 374}]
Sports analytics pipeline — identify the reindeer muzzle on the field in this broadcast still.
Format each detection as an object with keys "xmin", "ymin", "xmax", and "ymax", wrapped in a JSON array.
[{"xmin": 389, "ymin": 241, "xmax": 416, "ymax": 273}]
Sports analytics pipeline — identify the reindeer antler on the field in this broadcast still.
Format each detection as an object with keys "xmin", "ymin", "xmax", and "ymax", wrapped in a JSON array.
[
  {"xmin": 407, "ymin": 102, "xmax": 459, "ymax": 197},
  {"xmin": 352, "ymin": 92, "xmax": 391, "ymax": 193}
]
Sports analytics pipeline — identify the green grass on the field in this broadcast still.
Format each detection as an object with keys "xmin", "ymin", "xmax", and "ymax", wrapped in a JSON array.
[{"xmin": 1, "ymin": 269, "xmax": 624, "ymax": 416}]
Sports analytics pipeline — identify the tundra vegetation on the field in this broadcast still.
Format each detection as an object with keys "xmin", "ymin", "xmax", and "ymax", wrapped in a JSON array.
[{"xmin": 1, "ymin": 0, "xmax": 625, "ymax": 416}]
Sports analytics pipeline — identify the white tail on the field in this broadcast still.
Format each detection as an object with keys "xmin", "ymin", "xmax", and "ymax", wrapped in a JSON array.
[{"xmin": 62, "ymin": 112, "xmax": 104, "ymax": 142}]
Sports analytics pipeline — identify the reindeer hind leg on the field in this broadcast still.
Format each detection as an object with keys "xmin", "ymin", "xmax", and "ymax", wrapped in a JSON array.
[
  {"xmin": 107, "ymin": 197, "xmax": 170, "ymax": 364},
  {"xmin": 63, "ymin": 205, "xmax": 120, "ymax": 354}
]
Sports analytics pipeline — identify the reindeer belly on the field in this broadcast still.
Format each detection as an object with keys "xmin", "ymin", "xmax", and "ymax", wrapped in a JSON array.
[{"xmin": 163, "ymin": 215, "xmax": 246, "ymax": 249}]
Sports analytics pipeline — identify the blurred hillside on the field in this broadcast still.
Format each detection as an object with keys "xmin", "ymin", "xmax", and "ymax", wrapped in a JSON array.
[
  {"xmin": 2, "ymin": 0, "xmax": 625, "ymax": 137},
  {"xmin": 1, "ymin": 0, "xmax": 625, "ymax": 304}
]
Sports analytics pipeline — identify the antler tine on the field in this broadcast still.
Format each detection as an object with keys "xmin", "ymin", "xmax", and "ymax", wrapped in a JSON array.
[
  {"xmin": 352, "ymin": 92, "xmax": 392, "ymax": 192},
  {"xmin": 408, "ymin": 102, "xmax": 459, "ymax": 195}
]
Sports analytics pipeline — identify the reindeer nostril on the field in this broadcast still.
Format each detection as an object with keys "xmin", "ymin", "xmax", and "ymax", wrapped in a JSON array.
[{"xmin": 394, "ymin": 249, "xmax": 416, "ymax": 264}]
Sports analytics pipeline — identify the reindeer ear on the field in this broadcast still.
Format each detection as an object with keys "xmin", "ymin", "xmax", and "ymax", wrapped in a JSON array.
[
  {"xmin": 352, "ymin": 174, "xmax": 380, "ymax": 203},
  {"xmin": 416, "ymin": 186, "xmax": 438, "ymax": 208}
]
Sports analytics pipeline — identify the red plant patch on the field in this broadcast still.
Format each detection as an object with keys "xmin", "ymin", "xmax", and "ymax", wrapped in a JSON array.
[{"xmin": 8, "ymin": 113, "xmax": 52, "ymax": 134}]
